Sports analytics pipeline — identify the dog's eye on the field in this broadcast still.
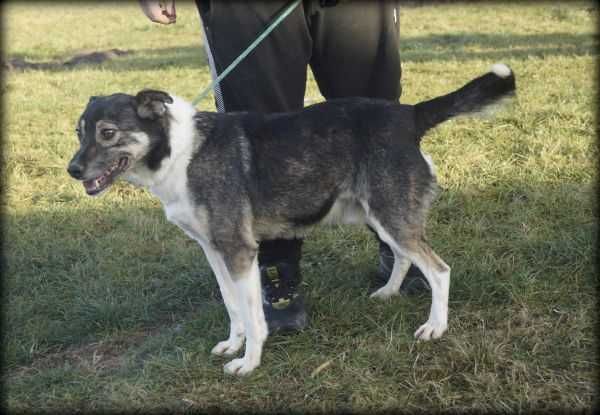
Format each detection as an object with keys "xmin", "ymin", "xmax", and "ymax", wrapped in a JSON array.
[{"xmin": 101, "ymin": 129, "xmax": 116, "ymax": 140}]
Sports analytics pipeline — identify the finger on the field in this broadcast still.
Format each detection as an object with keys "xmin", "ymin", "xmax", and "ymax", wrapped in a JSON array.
[{"xmin": 139, "ymin": 0, "xmax": 175, "ymax": 25}]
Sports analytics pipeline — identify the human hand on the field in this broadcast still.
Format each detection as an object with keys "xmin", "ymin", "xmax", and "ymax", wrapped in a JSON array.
[{"xmin": 139, "ymin": 0, "xmax": 176, "ymax": 25}]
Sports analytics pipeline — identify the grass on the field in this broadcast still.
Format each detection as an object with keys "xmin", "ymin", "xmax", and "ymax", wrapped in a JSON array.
[{"xmin": 2, "ymin": 1, "xmax": 598, "ymax": 413}]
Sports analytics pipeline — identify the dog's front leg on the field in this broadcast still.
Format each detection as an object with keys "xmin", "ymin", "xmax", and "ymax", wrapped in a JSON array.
[
  {"xmin": 222, "ymin": 254, "xmax": 268, "ymax": 376},
  {"xmin": 201, "ymin": 245, "xmax": 246, "ymax": 356}
]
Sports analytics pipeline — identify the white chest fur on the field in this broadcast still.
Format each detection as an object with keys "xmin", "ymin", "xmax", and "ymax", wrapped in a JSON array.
[
  {"xmin": 162, "ymin": 194, "xmax": 211, "ymax": 246},
  {"xmin": 125, "ymin": 94, "xmax": 211, "ymax": 244}
]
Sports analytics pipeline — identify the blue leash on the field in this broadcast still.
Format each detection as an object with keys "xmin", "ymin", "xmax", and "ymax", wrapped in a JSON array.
[{"xmin": 192, "ymin": 0, "xmax": 302, "ymax": 107}]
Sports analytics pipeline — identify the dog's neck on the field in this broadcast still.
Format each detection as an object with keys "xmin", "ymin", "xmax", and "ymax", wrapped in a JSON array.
[{"xmin": 124, "ymin": 94, "xmax": 199, "ymax": 204}]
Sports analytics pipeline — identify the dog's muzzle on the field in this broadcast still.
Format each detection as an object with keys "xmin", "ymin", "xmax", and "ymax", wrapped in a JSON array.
[{"xmin": 69, "ymin": 157, "xmax": 130, "ymax": 196}]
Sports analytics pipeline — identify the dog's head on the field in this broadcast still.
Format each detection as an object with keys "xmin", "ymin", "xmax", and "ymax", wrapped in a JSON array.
[{"xmin": 67, "ymin": 90, "xmax": 173, "ymax": 196}]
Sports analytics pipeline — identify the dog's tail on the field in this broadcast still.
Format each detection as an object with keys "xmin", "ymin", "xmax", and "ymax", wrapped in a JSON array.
[{"xmin": 415, "ymin": 63, "xmax": 516, "ymax": 138}]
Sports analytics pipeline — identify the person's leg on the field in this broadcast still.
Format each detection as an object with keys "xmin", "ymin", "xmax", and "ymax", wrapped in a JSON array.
[
  {"xmin": 306, "ymin": 0, "xmax": 428, "ymax": 294},
  {"xmin": 195, "ymin": 0, "xmax": 310, "ymax": 331},
  {"xmin": 196, "ymin": 0, "xmax": 311, "ymax": 113},
  {"xmin": 306, "ymin": 0, "xmax": 401, "ymax": 101}
]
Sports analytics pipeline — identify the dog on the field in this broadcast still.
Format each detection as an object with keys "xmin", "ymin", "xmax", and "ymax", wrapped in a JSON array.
[{"xmin": 67, "ymin": 63, "xmax": 516, "ymax": 375}]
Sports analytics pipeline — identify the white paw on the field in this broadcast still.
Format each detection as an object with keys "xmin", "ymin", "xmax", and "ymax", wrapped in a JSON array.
[
  {"xmin": 414, "ymin": 321, "xmax": 447, "ymax": 341},
  {"xmin": 211, "ymin": 338, "xmax": 244, "ymax": 356},
  {"xmin": 370, "ymin": 286, "xmax": 398, "ymax": 300},
  {"xmin": 223, "ymin": 357, "xmax": 259, "ymax": 376}
]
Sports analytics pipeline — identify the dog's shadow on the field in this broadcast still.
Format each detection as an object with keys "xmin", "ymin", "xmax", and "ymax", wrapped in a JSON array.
[{"xmin": 6, "ymin": 177, "xmax": 594, "ymax": 368}]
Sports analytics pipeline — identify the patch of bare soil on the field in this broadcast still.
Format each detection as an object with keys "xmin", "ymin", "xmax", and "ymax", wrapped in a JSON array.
[
  {"xmin": 3, "ymin": 49, "xmax": 133, "ymax": 71},
  {"xmin": 7, "ymin": 328, "xmax": 158, "ymax": 379}
]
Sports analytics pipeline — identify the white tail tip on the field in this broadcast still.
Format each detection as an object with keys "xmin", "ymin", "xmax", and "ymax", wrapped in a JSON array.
[{"xmin": 491, "ymin": 63, "xmax": 512, "ymax": 78}]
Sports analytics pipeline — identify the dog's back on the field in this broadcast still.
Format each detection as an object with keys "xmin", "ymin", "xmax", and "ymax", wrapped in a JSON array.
[
  {"xmin": 187, "ymin": 64, "xmax": 516, "ymax": 240},
  {"xmin": 188, "ymin": 98, "xmax": 419, "ymax": 236}
]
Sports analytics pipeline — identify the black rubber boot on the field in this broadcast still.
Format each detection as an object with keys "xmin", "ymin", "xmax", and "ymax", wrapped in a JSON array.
[
  {"xmin": 259, "ymin": 239, "xmax": 308, "ymax": 333},
  {"xmin": 375, "ymin": 240, "xmax": 431, "ymax": 295}
]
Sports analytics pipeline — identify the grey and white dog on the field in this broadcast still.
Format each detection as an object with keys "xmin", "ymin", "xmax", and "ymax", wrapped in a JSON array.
[{"xmin": 68, "ymin": 64, "xmax": 515, "ymax": 375}]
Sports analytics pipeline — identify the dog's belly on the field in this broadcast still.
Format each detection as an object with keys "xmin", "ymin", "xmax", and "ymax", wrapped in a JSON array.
[
  {"xmin": 253, "ymin": 196, "xmax": 366, "ymax": 241},
  {"xmin": 253, "ymin": 220, "xmax": 302, "ymax": 241},
  {"xmin": 321, "ymin": 197, "xmax": 366, "ymax": 225}
]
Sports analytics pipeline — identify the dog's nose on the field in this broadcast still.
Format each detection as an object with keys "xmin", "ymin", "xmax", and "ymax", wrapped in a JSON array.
[{"xmin": 67, "ymin": 162, "xmax": 84, "ymax": 179}]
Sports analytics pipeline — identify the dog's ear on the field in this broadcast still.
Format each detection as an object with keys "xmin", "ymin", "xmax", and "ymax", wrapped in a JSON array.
[{"xmin": 135, "ymin": 90, "xmax": 174, "ymax": 119}]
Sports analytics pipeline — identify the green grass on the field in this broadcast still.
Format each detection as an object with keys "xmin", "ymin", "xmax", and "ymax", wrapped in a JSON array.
[{"xmin": 3, "ymin": 1, "xmax": 598, "ymax": 412}]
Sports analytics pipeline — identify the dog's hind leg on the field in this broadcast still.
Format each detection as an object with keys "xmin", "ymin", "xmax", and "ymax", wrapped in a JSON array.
[
  {"xmin": 368, "ymin": 217, "xmax": 450, "ymax": 340},
  {"xmin": 370, "ymin": 251, "xmax": 411, "ymax": 300},
  {"xmin": 407, "ymin": 240, "xmax": 450, "ymax": 340}
]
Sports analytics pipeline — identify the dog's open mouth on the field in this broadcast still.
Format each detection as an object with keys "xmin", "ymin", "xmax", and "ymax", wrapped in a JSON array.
[{"xmin": 83, "ymin": 157, "xmax": 129, "ymax": 196}]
